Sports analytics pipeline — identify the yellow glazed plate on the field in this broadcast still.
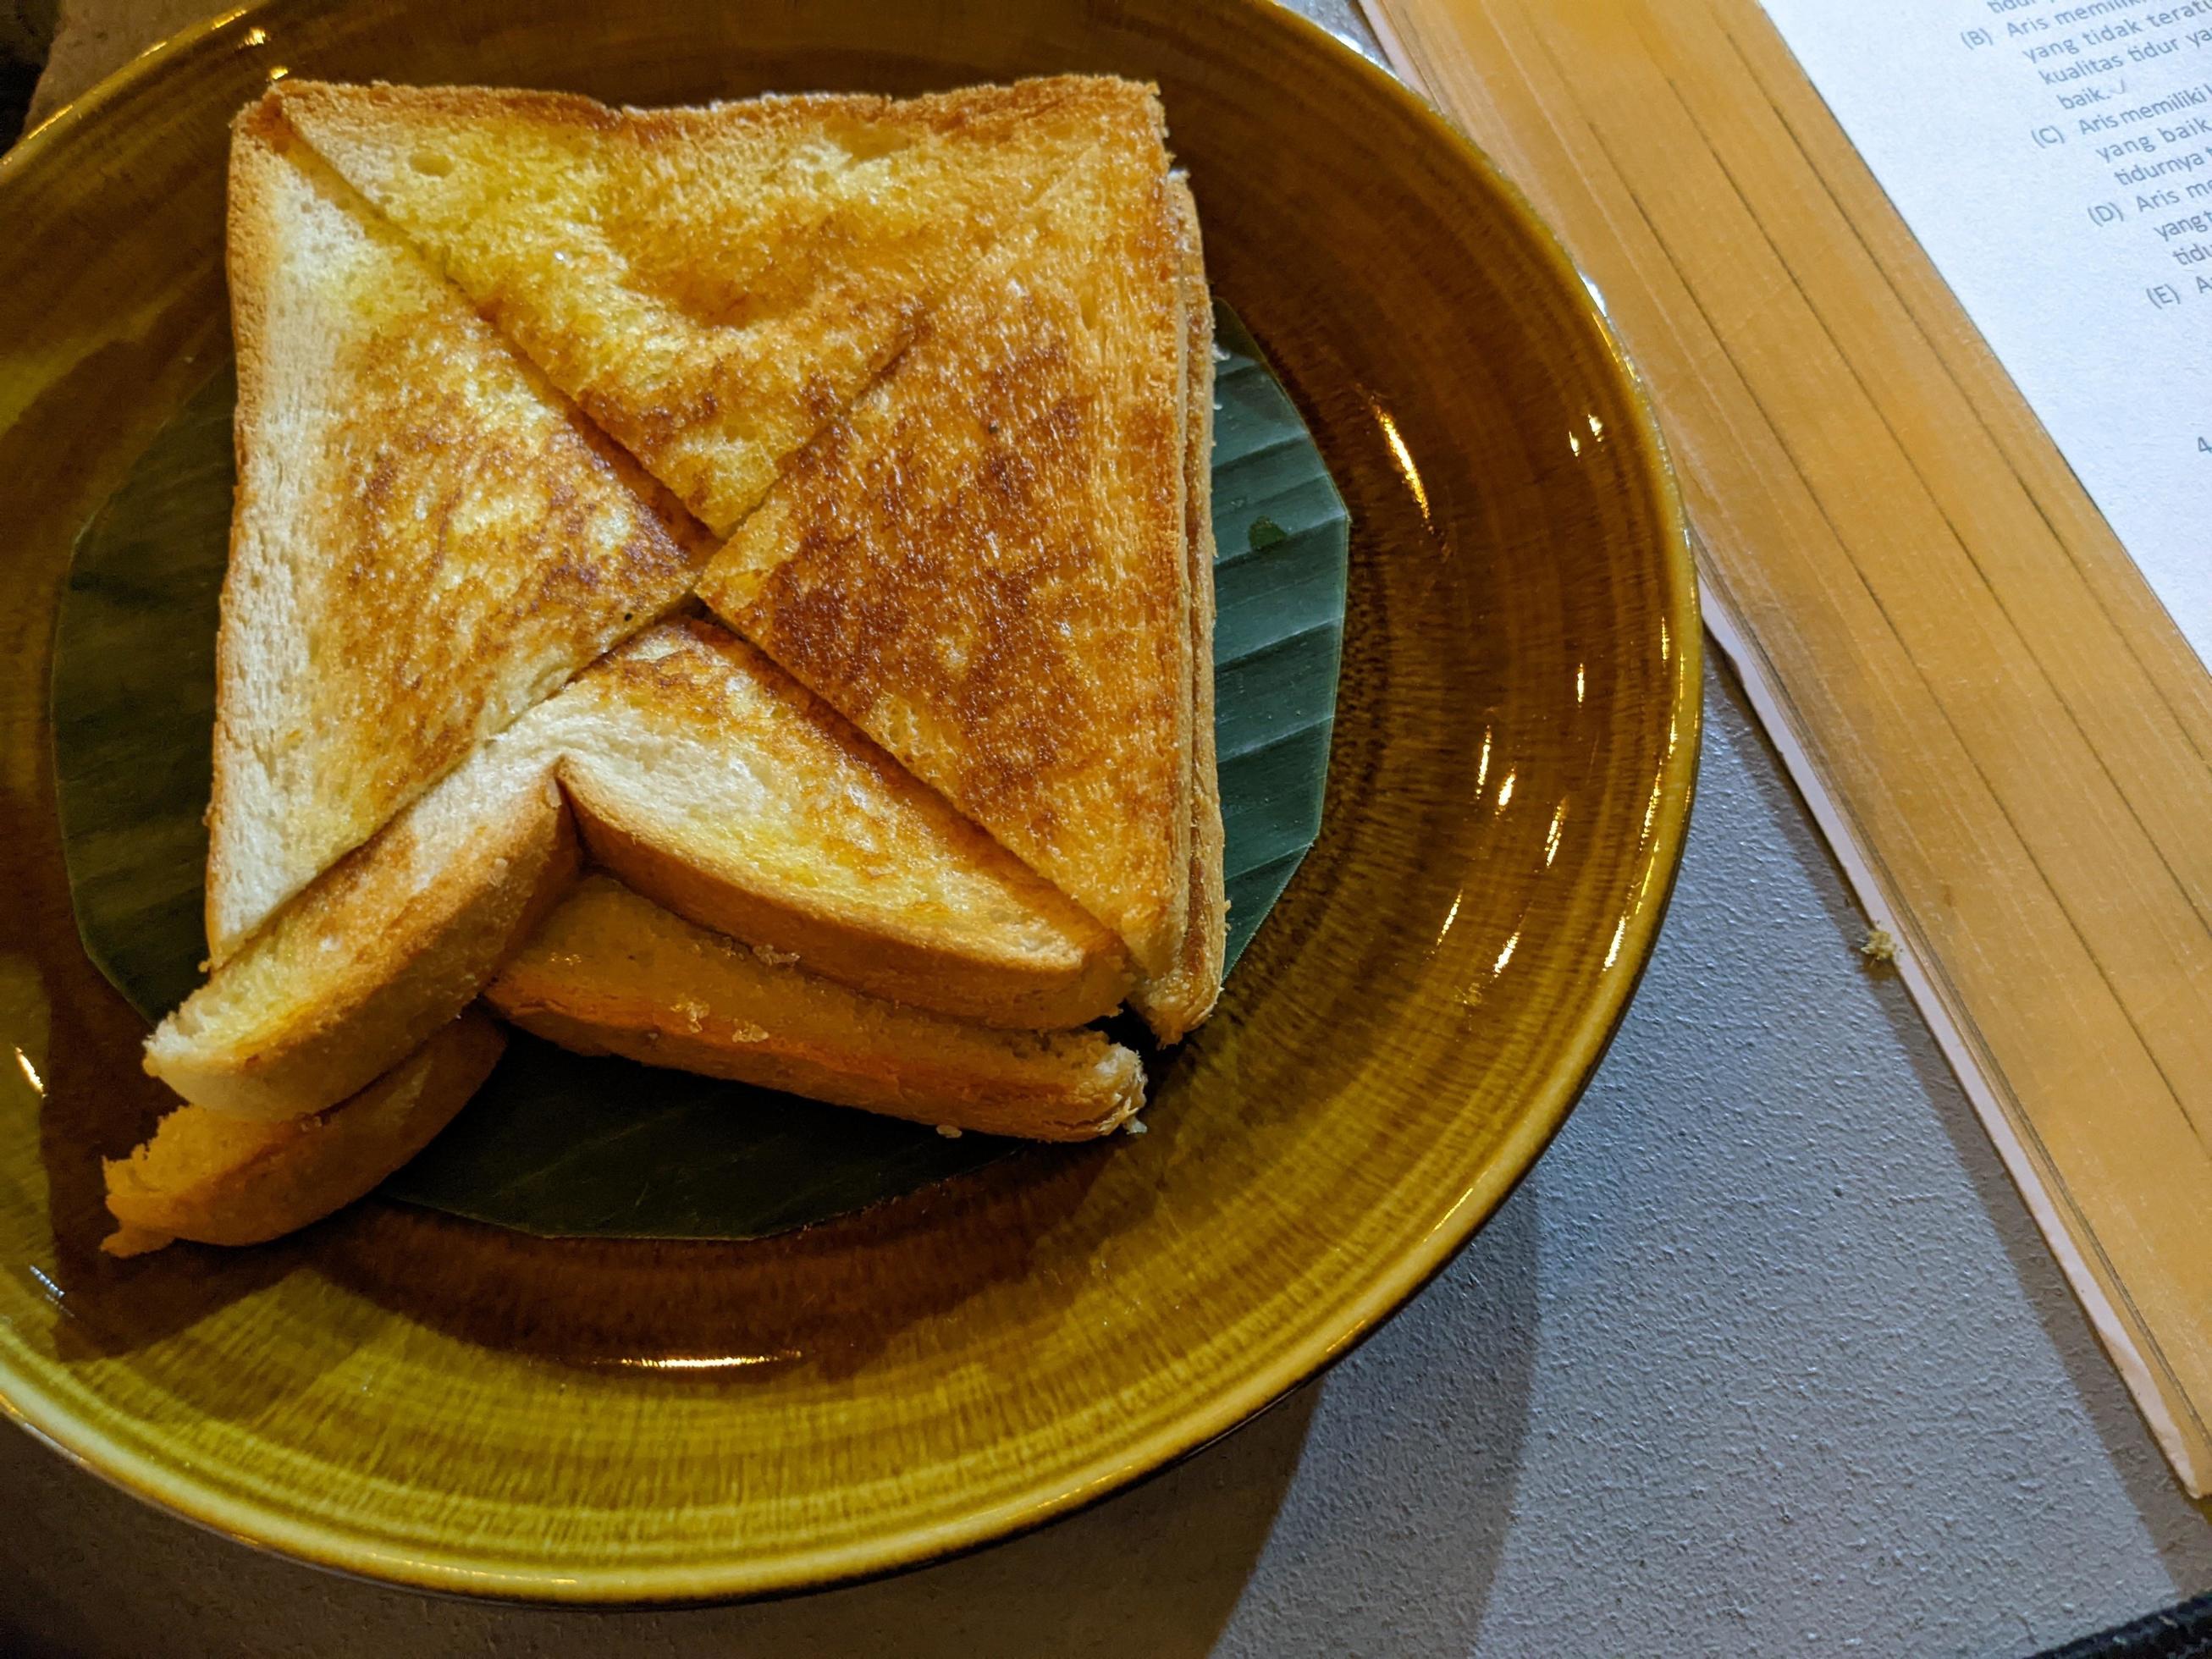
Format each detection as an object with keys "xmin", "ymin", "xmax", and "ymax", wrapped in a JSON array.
[{"xmin": 0, "ymin": 0, "xmax": 1696, "ymax": 1602}]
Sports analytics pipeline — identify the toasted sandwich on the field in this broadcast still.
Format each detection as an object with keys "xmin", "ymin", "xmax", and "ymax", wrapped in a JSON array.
[
  {"xmin": 123, "ymin": 74, "xmax": 1222, "ymax": 1252},
  {"xmin": 208, "ymin": 98, "xmax": 712, "ymax": 964},
  {"xmin": 275, "ymin": 73, "xmax": 1220, "ymax": 1015},
  {"xmin": 146, "ymin": 617, "xmax": 1134, "ymax": 1121},
  {"xmin": 273, "ymin": 76, "xmax": 1146, "ymax": 537},
  {"xmin": 488, "ymin": 876, "xmax": 1145, "ymax": 1141}
]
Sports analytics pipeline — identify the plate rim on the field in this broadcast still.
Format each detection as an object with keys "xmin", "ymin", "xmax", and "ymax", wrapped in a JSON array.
[{"xmin": 0, "ymin": 0, "xmax": 1702, "ymax": 1604}]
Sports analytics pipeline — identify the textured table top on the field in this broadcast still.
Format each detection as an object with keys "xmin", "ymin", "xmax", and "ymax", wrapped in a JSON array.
[{"xmin": 8, "ymin": 3, "xmax": 2212, "ymax": 1654}]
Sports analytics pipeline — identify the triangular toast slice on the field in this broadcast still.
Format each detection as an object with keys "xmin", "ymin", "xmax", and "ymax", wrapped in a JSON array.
[
  {"xmin": 553, "ymin": 619, "xmax": 1130, "ymax": 1028},
  {"xmin": 694, "ymin": 114, "xmax": 1197, "ymax": 978},
  {"xmin": 209, "ymin": 98, "xmax": 713, "ymax": 963},
  {"xmin": 106, "ymin": 1012, "xmax": 505, "ymax": 1256},
  {"xmin": 274, "ymin": 76, "xmax": 1150, "ymax": 537},
  {"xmin": 488, "ymin": 876, "xmax": 1145, "ymax": 1141},
  {"xmin": 149, "ymin": 703, "xmax": 580, "ymax": 1122}
]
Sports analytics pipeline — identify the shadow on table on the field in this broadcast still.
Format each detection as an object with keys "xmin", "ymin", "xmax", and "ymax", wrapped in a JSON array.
[
  {"xmin": 740, "ymin": 1183, "xmax": 1543, "ymax": 1659},
  {"xmin": 1893, "ymin": 995, "xmax": 2212, "ymax": 1562},
  {"xmin": 1194, "ymin": 1172, "xmax": 1542, "ymax": 1655},
  {"xmin": 1712, "ymin": 663, "xmax": 2212, "ymax": 1573},
  {"xmin": 669, "ymin": 1382, "xmax": 1325, "ymax": 1657}
]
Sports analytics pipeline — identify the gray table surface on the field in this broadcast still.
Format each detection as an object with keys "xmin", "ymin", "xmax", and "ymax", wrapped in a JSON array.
[{"xmin": 10, "ymin": 4, "xmax": 2212, "ymax": 1654}]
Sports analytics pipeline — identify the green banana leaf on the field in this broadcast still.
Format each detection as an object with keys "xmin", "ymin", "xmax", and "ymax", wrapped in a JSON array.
[{"xmin": 52, "ymin": 303, "xmax": 1349, "ymax": 1241}]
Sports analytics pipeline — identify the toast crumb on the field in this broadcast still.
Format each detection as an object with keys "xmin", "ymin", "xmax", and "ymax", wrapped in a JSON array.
[{"xmin": 101, "ymin": 1225, "xmax": 177, "ymax": 1259}]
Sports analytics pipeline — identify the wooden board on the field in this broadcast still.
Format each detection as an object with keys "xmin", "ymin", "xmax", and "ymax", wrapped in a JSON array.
[{"xmin": 1360, "ymin": 0, "xmax": 2212, "ymax": 1495}]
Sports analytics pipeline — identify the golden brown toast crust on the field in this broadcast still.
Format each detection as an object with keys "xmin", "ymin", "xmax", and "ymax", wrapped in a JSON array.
[
  {"xmin": 697, "ymin": 111, "xmax": 1195, "ymax": 976},
  {"xmin": 276, "ymin": 76, "xmax": 1157, "ymax": 537},
  {"xmin": 554, "ymin": 620, "xmax": 1133, "ymax": 1028},
  {"xmin": 488, "ymin": 878, "xmax": 1145, "ymax": 1140},
  {"xmin": 210, "ymin": 98, "xmax": 710, "ymax": 962},
  {"xmin": 148, "ymin": 745, "xmax": 578, "ymax": 1121},
  {"xmin": 1132, "ymin": 175, "xmax": 1227, "ymax": 1041},
  {"xmin": 105, "ymin": 1012, "xmax": 505, "ymax": 1255}
]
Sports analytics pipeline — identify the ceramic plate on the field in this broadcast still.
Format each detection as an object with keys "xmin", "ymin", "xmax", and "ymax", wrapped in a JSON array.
[{"xmin": 0, "ymin": 0, "xmax": 1696, "ymax": 1602}]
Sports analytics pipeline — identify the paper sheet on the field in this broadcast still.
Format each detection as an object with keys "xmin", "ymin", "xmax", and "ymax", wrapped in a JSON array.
[{"xmin": 1760, "ymin": 0, "xmax": 2212, "ymax": 670}]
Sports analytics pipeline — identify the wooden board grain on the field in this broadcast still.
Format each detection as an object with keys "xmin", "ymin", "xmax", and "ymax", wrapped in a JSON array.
[{"xmin": 1360, "ymin": 0, "xmax": 2212, "ymax": 1493}]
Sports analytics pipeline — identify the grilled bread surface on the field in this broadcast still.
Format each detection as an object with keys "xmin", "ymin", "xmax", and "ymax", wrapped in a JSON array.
[
  {"xmin": 697, "ymin": 107, "xmax": 1196, "ymax": 978},
  {"xmin": 208, "ymin": 98, "xmax": 708, "ymax": 963},
  {"xmin": 276, "ymin": 76, "xmax": 1148, "ymax": 537}
]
